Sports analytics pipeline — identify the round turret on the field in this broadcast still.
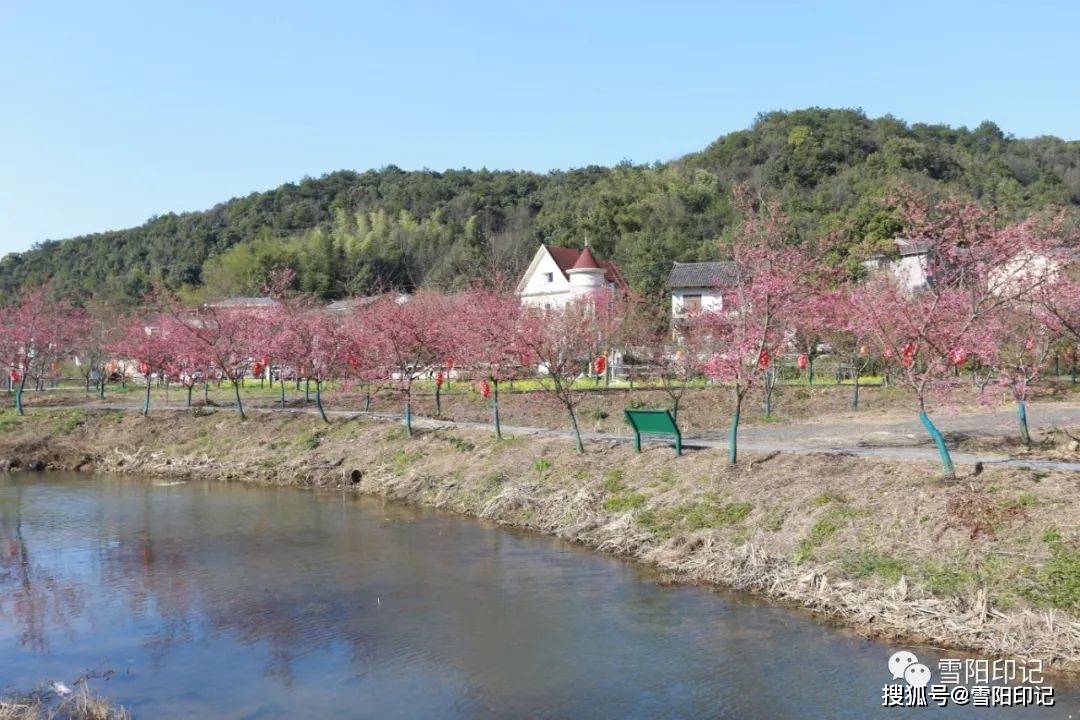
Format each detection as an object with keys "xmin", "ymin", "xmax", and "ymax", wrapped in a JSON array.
[{"xmin": 567, "ymin": 244, "xmax": 607, "ymax": 297}]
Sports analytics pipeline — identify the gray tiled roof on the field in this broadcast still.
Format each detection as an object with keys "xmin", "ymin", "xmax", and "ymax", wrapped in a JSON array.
[
  {"xmin": 667, "ymin": 261, "xmax": 738, "ymax": 288},
  {"xmin": 207, "ymin": 296, "xmax": 279, "ymax": 308},
  {"xmin": 895, "ymin": 237, "xmax": 933, "ymax": 256}
]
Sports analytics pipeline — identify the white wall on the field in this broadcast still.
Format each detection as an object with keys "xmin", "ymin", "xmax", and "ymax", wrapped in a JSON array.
[
  {"xmin": 671, "ymin": 288, "xmax": 723, "ymax": 316},
  {"xmin": 862, "ymin": 255, "xmax": 929, "ymax": 293},
  {"xmin": 519, "ymin": 250, "xmax": 573, "ymax": 309}
]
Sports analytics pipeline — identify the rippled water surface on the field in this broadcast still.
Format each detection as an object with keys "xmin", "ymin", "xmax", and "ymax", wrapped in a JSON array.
[{"xmin": 0, "ymin": 473, "xmax": 1075, "ymax": 718}]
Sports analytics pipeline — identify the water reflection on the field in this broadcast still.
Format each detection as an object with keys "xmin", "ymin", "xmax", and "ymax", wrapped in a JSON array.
[{"xmin": 0, "ymin": 473, "xmax": 1074, "ymax": 719}]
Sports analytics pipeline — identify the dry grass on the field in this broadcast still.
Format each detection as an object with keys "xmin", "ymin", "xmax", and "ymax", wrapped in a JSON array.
[
  {"xmin": 2, "ymin": 407, "xmax": 1079, "ymax": 673},
  {"xmin": 0, "ymin": 685, "xmax": 128, "ymax": 720}
]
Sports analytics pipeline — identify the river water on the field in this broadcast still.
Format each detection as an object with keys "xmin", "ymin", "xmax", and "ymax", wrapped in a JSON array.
[{"xmin": 0, "ymin": 473, "xmax": 1075, "ymax": 718}]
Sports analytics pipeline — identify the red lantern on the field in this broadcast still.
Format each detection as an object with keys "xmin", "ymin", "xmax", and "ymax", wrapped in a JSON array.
[
  {"xmin": 900, "ymin": 343, "xmax": 917, "ymax": 368},
  {"xmin": 138, "ymin": 361, "xmax": 151, "ymax": 375},
  {"xmin": 479, "ymin": 380, "xmax": 491, "ymax": 399},
  {"xmin": 797, "ymin": 354, "xmax": 809, "ymax": 370},
  {"xmin": 8, "ymin": 370, "xmax": 20, "ymax": 383},
  {"xmin": 594, "ymin": 355, "xmax": 607, "ymax": 376},
  {"xmin": 435, "ymin": 371, "xmax": 444, "ymax": 387},
  {"xmin": 252, "ymin": 362, "xmax": 263, "ymax": 376},
  {"xmin": 757, "ymin": 349, "xmax": 771, "ymax": 370}
]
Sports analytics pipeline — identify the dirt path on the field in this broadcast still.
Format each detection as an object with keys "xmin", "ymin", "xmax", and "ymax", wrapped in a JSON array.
[{"xmin": 34, "ymin": 399, "xmax": 1080, "ymax": 473}]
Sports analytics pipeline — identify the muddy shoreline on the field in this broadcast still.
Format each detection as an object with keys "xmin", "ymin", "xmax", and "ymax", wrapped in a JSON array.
[{"xmin": 2, "ymin": 406, "xmax": 1078, "ymax": 675}]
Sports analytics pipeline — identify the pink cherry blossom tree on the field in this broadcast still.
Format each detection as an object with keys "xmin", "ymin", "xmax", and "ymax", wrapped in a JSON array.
[
  {"xmin": 365, "ymin": 291, "xmax": 450, "ymax": 436},
  {"xmin": 285, "ymin": 304, "xmax": 345, "ymax": 422},
  {"xmin": 109, "ymin": 314, "xmax": 175, "ymax": 416},
  {"xmin": 628, "ymin": 300, "xmax": 701, "ymax": 424},
  {"xmin": 515, "ymin": 292, "xmax": 624, "ymax": 453},
  {"xmin": 694, "ymin": 189, "xmax": 821, "ymax": 464},
  {"xmin": 456, "ymin": 286, "xmax": 523, "ymax": 439},
  {"xmin": 171, "ymin": 304, "xmax": 260, "ymax": 419},
  {"xmin": 819, "ymin": 288, "xmax": 877, "ymax": 410},
  {"xmin": 851, "ymin": 190, "xmax": 1072, "ymax": 476},
  {"xmin": 1, "ymin": 286, "xmax": 81, "ymax": 415},
  {"xmin": 69, "ymin": 299, "xmax": 120, "ymax": 399},
  {"xmin": 984, "ymin": 301, "xmax": 1062, "ymax": 447},
  {"xmin": 337, "ymin": 304, "xmax": 381, "ymax": 412}
]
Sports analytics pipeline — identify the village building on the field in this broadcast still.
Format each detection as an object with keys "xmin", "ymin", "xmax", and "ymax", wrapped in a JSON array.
[
  {"xmin": 861, "ymin": 238, "xmax": 933, "ymax": 293},
  {"xmin": 666, "ymin": 261, "xmax": 737, "ymax": 322},
  {"xmin": 516, "ymin": 243, "xmax": 626, "ymax": 308},
  {"xmin": 205, "ymin": 296, "xmax": 280, "ymax": 310}
]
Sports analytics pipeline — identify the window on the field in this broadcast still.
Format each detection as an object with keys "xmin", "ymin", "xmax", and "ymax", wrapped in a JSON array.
[
  {"xmin": 542, "ymin": 272, "xmax": 554, "ymax": 283},
  {"xmin": 681, "ymin": 294, "xmax": 702, "ymax": 312}
]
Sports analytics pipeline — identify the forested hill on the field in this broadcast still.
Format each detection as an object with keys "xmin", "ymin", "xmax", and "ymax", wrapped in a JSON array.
[{"xmin": 4, "ymin": 107, "xmax": 1080, "ymax": 305}]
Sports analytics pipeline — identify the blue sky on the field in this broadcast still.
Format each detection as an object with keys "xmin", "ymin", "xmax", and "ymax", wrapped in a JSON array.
[{"xmin": 2, "ymin": 1, "xmax": 1079, "ymax": 256}]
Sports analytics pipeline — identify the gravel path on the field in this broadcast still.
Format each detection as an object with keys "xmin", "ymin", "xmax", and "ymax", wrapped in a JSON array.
[{"xmin": 32, "ymin": 399, "xmax": 1080, "ymax": 473}]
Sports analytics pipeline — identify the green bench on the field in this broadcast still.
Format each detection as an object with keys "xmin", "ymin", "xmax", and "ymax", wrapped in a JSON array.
[{"xmin": 624, "ymin": 408, "xmax": 682, "ymax": 456}]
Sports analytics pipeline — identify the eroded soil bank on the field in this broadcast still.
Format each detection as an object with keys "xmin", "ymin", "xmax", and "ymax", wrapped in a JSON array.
[{"xmin": 2, "ymin": 406, "xmax": 1078, "ymax": 673}]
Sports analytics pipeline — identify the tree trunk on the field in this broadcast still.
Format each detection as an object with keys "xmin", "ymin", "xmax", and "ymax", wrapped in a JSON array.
[
  {"xmin": 187, "ymin": 385, "xmax": 193, "ymax": 407},
  {"xmin": 728, "ymin": 394, "xmax": 742, "ymax": 465},
  {"xmin": 142, "ymin": 377, "xmax": 151, "ymax": 416},
  {"xmin": 404, "ymin": 399, "xmax": 413, "ymax": 437},
  {"xmin": 233, "ymin": 380, "xmax": 246, "ymax": 419},
  {"xmin": 1017, "ymin": 400, "xmax": 1032, "ymax": 448},
  {"xmin": 918, "ymin": 404, "xmax": 955, "ymax": 478},
  {"xmin": 364, "ymin": 390, "xmax": 371, "ymax": 412},
  {"xmin": 305, "ymin": 378, "xmax": 311, "ymax": 403},
  {"xmin": 279, "ymin": 380, "xmax": 286, "ymax": 409},
  {"xmin": 15, "ymin": 375, "xmax": 27, "ymax": 416},
  {"xmin": 492, "ymin": 379, "xmax": 502, "ymax": 439},
  {"xmin": 851, "ymin": 364, "xmax": 861, "ymax": 410},
  {"xmin": 568, "ymin": 405, "xmax": 584, "ymax": 453},
  {"xmin": 762, "ymin": 370, "xmax": 774, "ymax": 418},
  {"xmin": 315, "ymin": 380, "xmax": 329, "ymax": 423},
  {"xmin": 807, "ymin": 357, "xmax": 814, "ymax": 385},
  {"xmin": 435, "ymin": 383, "xmax": 441, "ymax": 417},
  {"xmin": 203, "ymin": 382, "xmax": 209, "ymax": 403}
]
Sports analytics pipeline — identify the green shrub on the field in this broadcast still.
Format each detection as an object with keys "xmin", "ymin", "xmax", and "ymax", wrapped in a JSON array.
[
  {"xmin": 636, "ymin": 499, "xmax": 752, "ymax": 537},
  {"xmin": 55, "ymin": 409, "xmax": 86, "ymax": 435},
  {"xmin": 532, "ymin": 457, "xmax": 553, "ymax": 478},
  {"xmin": 0, "ymin": 410, "xmax": 22, "ymax": 434},
  {"xmin": 1024, "ymin": 543, "xmax": 1080, "ymax": 612},
  {"xmin": 602, "ymin": 469, "xmax": 625, "ymax": 493},
  {"xmin": 392, "ymin": 448, "xmax": 422, "ymax": 472},
  {"xmin": 443, "ymin": 434, "xmax": 475, "ymax": 452},
  {"xmin": 843, "ymin": 550, "xmax": 908, "ymax": 585},
  {"xmin": 299, "ymin": 429, "xmax": 324, "ymax": 450},
  {"xmin": 603, "ymin": 491, "xmax": 647, "ymax": 512}
]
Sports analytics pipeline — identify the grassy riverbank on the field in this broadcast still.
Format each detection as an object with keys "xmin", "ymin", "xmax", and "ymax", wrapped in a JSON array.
[{"xmin": 1, "ymin": 406, "xmax": 1078, "ymax": 672}]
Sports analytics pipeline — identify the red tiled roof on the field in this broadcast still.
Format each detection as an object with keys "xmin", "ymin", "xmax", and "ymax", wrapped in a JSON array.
[
  {"xmin": 572, "ymin": 246, "xmax": 601, "ymax": 269},
  {"xmin": 543, "ymin": 245, "xmax": 627, "ymax": 289}
]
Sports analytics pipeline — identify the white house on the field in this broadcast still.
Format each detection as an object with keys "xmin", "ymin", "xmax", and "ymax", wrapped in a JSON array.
[
  {"xmin": 667, "ymin": 261, "xmax": 736, "ymax": 321},
  {"xmin": 516, "ymin": 243, "xmax": 626, "ymax": 308},
  {"xmin": 861, "ymin": 238, "xmax": 933, "ymax": 293}
]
